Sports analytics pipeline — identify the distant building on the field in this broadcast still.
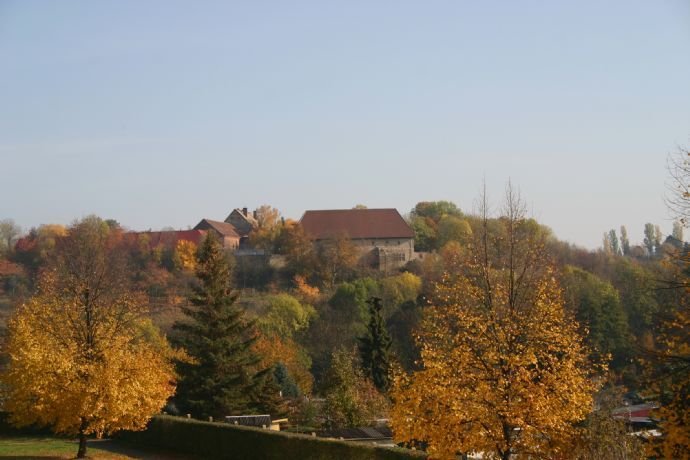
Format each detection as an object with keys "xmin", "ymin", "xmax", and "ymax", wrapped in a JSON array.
[
  {"xmin": 299, "ymin": 208, "xmax": 415, "ymax": 271},
  {"xmin": 192, "ymin": 208, "xmax": 260, "ymax": 250},
  {"xmin": 193, "ymin": 219, "xmax": 241, "ymax": 249},
  {"xmin": 224, "ymin": 208, "xmax": 259, "ymax": 241}
]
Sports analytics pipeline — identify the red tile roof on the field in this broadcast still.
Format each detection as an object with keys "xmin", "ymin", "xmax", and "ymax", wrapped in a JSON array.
[
  {"xmin": 300, "ymin": 209, "xmax": 414, "ymax": 240},
  {"xmin": 0, "ymin": 259, "xmax": 25, "ymax": 277},
  {"xmin": 128, "ymin": 229, "xmax": 207, "ymax": 248}
]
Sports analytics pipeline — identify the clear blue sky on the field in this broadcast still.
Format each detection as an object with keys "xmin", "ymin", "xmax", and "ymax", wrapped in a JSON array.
[{"xmin": 1, "ymin": 1, "xmax": 689, "ymax": 249}]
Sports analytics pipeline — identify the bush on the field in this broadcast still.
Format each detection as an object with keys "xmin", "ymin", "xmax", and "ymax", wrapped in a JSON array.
[{"xmin": 120, "ymin": 415, "xmax": 426, "ymax": 460}]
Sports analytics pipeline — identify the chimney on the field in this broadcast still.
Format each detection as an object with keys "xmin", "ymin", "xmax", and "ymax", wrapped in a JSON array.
[
  {"xmin": 253, "ymin": 210, "xmax": 257, "ymax": 220},
  {"xmin": 242, "ymin": 207, "xmax": 248, "ymax": 217}
]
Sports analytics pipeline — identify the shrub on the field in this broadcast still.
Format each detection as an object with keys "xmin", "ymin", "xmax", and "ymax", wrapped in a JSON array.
[{"xmin": 120, "ymin": 415, "xmax": 425, "ymax": 460}]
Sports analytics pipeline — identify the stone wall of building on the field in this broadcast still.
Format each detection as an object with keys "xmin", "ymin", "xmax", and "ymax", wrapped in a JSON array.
[{"xmin": 350, "ymin": 237, "xmax": 414, "ymax": 271}]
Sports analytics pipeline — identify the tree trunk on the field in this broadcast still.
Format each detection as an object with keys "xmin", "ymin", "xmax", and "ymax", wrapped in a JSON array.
[{"xmin": 76, "ymin": 418, "xmax": 88, "ymax": 458}]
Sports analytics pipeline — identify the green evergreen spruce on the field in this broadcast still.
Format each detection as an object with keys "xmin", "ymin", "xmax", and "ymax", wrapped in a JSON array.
[
  {"xmin": 274, "ymin": 362, "xmax": 300, "ymax": 398},
  {"xmin": 251, "ymin": 366, "xmax": 288, "ymax": 417},
  {"xmin": 358, "ymin": 296, "xmax": 392, "ymax": 392},
  {"xmin": 174, "ymin": 233, "xmax": 265, "ymax": 419}
]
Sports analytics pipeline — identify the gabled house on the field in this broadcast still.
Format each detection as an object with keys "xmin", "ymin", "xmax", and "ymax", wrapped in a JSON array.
[
  {"xmin": 299, "ymin": 208, "xmax": 415, "ymax": 271},
  {"xmin": 224, "ymin": 208, "xmax": 258, "ymax": 239},
  {"xmin": 193, "ymin": 219, "xmax": 241, "ymax": 249}
]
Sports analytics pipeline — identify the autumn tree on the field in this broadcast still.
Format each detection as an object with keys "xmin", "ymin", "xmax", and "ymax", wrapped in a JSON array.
[
  {"xmin": 643, "ymin": 144, "xmax": 690, "ymax": 459},
  {"xmin": 602, "ymin": 231, "xmax": 613, "ymax": 254},
  {"xmin": 0, "ymin": 218, "xmax": 21, "ymax": 254},
  {"xmin": 437, "ymin": 215, "xmax": 472, "ymax": 248},
  {"xmin": 322, "ymin": 348, "xmax": 389, "ymax": 429},
  {"xmin": 609, "ymin": 229, "xmax": 620, "ymax": 255},
  {"xmin": 654, "ymin": 224, "xmax": 663, "ymax": 254},
  {"xmin": 409, "ymin": 200, "xmax": 464, "ymax": 251},
  {"xmin": 173, "ymin": 239, "xmax": 197, "ymax": 271},
  {"xmin": 276, "ymin": 220, "xmax": 317, "ymax": 278},
  {"xmin": 379, "ymin": 272, "xmax": 422, "ymax": 316},
  {"xmin": 250, "ymin": 205, "xmax": 282, "ymax": 251},
  {"xmin": 390, "ymin": 185, "xmax": 600, "ymax": 459},
  {"xmin": 315, "ymin": 233, "xmax": 358, "ymax": 287},
  {"xmin": 571, "ymin": 387, "xmax": 644, "ymax": 460},
  {"xmin": 412, "ymin": 200, "xmax": 462, "ymax": 222},
  {"xmin": 11, "ymin": 223, "xmax": 67, "ymax": 278},
  {"xmin": 253, "ymin": 293, "xmax": 316, "ymax": 395},
  {"xmin": 666, "ymin": 145, "xmax": 690, "ymax": 226},
  {"xmin": 644, "ymin": 223, "xmax": 656, "ymax": 256},
  {"xmin": 672, "ymin": 220, "xmax": 684, "ymax": 241},
  {"xmin": 620, "ymin": 225, "xmax": 630, "ymax": 255},
  {"xmin": 359, "ymin": 297, "xmax": 393, "ymax": 392},
  {"xmin": 173, "ymin": 233, "xmax": 275, "ymax": 419},
  {"xmin": 0, "ymin": 216, "xmax": 178, "ymax": 459}
]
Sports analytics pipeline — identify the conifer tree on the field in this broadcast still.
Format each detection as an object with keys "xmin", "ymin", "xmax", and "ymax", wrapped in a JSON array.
[
  {"xmin": 174, "ymin": 233, "xmax": 266, "ymax": 419},
  {"xmin": 359, "ymin": 296, "xmax": 392, "ymax": 392}
]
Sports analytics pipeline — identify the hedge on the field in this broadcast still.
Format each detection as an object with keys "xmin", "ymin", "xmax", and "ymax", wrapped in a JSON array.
[{"xmin": 119, "ymin": 415, "xmax": 427, "ymax": 460}]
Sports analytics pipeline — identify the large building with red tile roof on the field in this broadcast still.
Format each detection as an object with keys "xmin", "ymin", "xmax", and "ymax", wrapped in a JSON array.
[{"xmin": 300, "ymin": 208, "xmax": 415, "ymax": 272}]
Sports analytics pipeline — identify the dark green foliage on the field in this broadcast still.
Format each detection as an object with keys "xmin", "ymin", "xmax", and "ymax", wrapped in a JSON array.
[
  {"xmin": 173, "ymin": 233, "xmax": 265, "ymax": 419},
  {"xmin": 606, "ymin": 258, "xmax": 661, "ymax": 339},
  {"xmin": 608, "ymin": 229, "xmax": 620, "ymax": 255},
  {"xmin": 274, "ymin": 362, "xmax": 300, "ymax": 398},
  {"xmin": 322, "ymin": 349, "xmax": 389, "ymax": 429},
  {"xmin": 562, "ymin": 266, "xmax": 632, "ymax": 369},
  {"xmin": 120, "ymin": 415, "xmax": 426, "ymax": 460},
  {"xmin": 387, "ymin": 300, "xmax": 423, "ymax": 370},
  {"xmin": 305, "ymin": 279, "xmax": 379, "ymax": 384},
  {"xmin": 409, "ymin": 216, "xmax": 436, "ymax": 252},
  {"xmin": 234, "ymin": 254, "xmax": 274, "ymax": 289},
  {"xmin": 359, "ymin": 297, "xmax": 393, "ymax": 392},
  {"xmin": 251, "ymin": 367, "xmax": 288, "ymax": 417},
  {"xmin": 411, "ymin": 201, "xmax": 462, "ymax": 222}
]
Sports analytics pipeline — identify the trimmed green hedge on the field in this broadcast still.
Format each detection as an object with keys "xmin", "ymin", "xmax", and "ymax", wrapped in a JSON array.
[{"xmin": 120, "ymin": 415, "xmax": 426, "ymax": 460}]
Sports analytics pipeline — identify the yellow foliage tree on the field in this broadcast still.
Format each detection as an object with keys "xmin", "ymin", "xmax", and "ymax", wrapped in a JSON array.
[
  {"xmin": 249, "ymin": 204, "xmax": 282, "ymax": 251},
  {"xmin": 174, "ymin": 239, "xmax": 197, "ymax": 271},
  {"xmin": 390, "ymin": 185, "xmax": 601, "ymax": 459},
  {"xmin": 253, "ymin": 293, "xmax": 317, "ymax": 394},
  {"xmin": 0, "ymin": 217, "xmax": 178, "ymax": 459}
]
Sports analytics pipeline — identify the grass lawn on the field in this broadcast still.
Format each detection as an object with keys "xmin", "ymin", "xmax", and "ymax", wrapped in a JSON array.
[{"xmin": 0, "ymin": 435, "xmax": 195, "ymax": 459}]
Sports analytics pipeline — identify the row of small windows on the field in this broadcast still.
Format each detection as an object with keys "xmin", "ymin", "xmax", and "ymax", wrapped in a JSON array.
[{"xmin": 371, "ymin": 240, "xmax": 406, "ymax": 246}]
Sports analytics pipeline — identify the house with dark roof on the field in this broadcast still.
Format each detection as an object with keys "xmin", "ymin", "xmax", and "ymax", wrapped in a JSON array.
[
  {"xmin": 193, "ymin": 219, "xmax": 241, "ymax": 249},
  {"xmin": 224, "ymin": 208, "xmax": 258, "ymax": 238},
  {"xmin": 299, "ymin": 208, "xmax": 415, "ymax": 271}
]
